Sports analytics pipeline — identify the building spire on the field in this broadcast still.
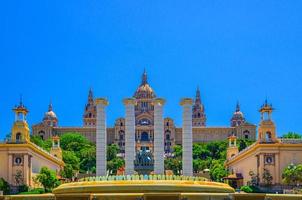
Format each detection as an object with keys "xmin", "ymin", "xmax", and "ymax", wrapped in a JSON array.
[
  {"xmin": 88, "ymin": 88, "xmax": 94, "ymax": 101},
  {"xmin": 141, "ymin": 69, "xmax": 148, "ymax": 85},
  {"xmin": 236, "ymin": 101, "xmax": 240, "ymax": 112},
  {"xmin": 48, "ymin": 99, "xmax": 53, "ymax": 112},
  {"xmin": 19, "ymin": 94, "xmax": 23, "ymax": 107},
  {"xmin": 195, "ymin": 86, "xmax": 201, "ymax": 103}
]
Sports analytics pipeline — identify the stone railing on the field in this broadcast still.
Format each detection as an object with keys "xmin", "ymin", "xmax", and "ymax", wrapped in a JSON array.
[
  {"xmin": 80, "ymin": 175, "xmax": 208, "ymax": 182},
  {"xmin": 227, "ymin": 142, "xmax": 257, "ymax": 162},
  {"xmin": 3, "ymin": 139, "xmax": 62, "ymax": 162},
  {"xmin": 30, "ymin": 142, "xmax": 62, "ymax": 162},
  {"xmin": 279, "ymin": 138, "xmax": 302, "ymax": 144}
]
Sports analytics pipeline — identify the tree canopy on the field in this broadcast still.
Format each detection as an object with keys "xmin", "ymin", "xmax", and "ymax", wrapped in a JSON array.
[
  {"xmin": 36, "ymin": 167, "xmax": 60, "ymax": 192},
  {"xmin": 282, "ymin": 132, "xmax": 302, "ymax": 139}
]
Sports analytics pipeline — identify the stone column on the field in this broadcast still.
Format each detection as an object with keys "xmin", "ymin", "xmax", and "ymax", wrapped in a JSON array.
[
  {"xmin": 8, "ymin": 154, "xmax": 13, "ymax": 184},
  {"xmin": 259, "ymin": 153, "xmax": 264, "ymax": 184},
  {"xmin": 23, "ymin": 154, "xmax": 29, "ymax": 186},
  {"xmin": 180, "ymin": 98, "xmax": 193, "ymax": 176},
  {"xmin": 153, "ymin": 98, "xmax": 165, "ymax": 175},
  {"xmin": 275, "ymin": 153, "xmax": 280, "ymax": 184},
  {"xmin": 123, "ymin": 98, "xmax": 136, "ymax": 175},
  {"xmin": 96, "ymin": 98, "xmax": 109, "ymax": 176}
]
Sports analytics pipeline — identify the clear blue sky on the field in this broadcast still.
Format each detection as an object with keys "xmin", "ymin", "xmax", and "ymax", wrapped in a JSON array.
[{"xmin": 0, "ymin": 1, "xmax": 301, "ymax": 139}]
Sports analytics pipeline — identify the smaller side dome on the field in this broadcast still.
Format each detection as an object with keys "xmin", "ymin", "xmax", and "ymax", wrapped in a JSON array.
[
  {"xmin": 43, "ymin": 101, "xmax": 58, "ymax": 127},
  {"xmin": 230, "ymin": 101, "xmax": 245, "ymax": 127},
  {"xmin": 44, "ymin": 103, "xmax": 57, "ymax": 120}
]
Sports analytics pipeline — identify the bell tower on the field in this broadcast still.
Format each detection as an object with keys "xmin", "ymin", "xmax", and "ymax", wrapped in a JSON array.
[
  {"xmin": 227, "ymin": 135, "xmax": 239, "ymax": 160},
  {"xmin": 11, "ymin": 98, "xmax": 30, "ymax": 143},
  {"xmin": 258, "ymin": 99, "xmax": 278, "ymax": 143},
  {"xmin": 192, "ymin": 87, "xmax": 206, "ymax": 127},
  {"xmin": 50, "ymin": 135, "xmax": 62, "ymax": 160},
  {"xmin": 83, "ymin": 88, "xmax": 97, "ymax": 127}
]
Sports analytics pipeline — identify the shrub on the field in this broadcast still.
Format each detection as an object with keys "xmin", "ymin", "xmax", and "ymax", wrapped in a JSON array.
[
  {"xmin": 19, "ymin": 188, "xmax": 45, "ymax": 194},
  {"xmin": 18, "ymin": 184, "xmax": 29, "ymax": 193},
  {"xmin": 0, "ymin": 178, "xmax": 10, "ymax": 195},
  {"xmin": 240, "ymin": 185, "xmax": 253, "ymax": 193}
]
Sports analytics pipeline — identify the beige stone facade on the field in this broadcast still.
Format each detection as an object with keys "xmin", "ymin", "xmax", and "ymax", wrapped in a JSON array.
[
  {"xmin": 0, "ymin": 101, "xmax": 64, "ymax": 187},
  {"xmin": 32, "ymin": 71, "xmax": 256, "ymax": 155},
  {"xmin": 225, "ymin": 101, "xmax": 302, "ymax": 187}
]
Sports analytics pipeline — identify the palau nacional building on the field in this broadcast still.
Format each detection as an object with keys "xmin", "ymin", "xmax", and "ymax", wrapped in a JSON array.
[
  {"xmin": 32, "ymin": 71, "xmax": 257, "ymax": 154},
  {"xmin": 0, "ymin": 70, "xmax": 302, "ymax": 189}
]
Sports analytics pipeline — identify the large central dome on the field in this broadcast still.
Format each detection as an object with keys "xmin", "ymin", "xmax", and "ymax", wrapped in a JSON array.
[{"xmin": 133, "ymin": 70, "xmax": 156, "ymax": 99}]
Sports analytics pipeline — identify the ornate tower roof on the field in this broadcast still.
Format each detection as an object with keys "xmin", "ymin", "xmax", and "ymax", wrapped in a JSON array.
[
  {"xmin": 192, "ymin": 87, "xmax": 206, "ymax": 127},
  {"xmin": 13, "ymin": 95, "xmax": 29, "ymax": 114},
  {"xmin": 134, "ymin": 69, "xmax": 156, "ymax": 99},
  {"xmin": 43, "ymin": 100, "xmax": 58, "ymax": 127},
  {"xmin": 230, "ymin": 101, "xmax": 245, "ymax": 127},
  {"xmin": 83, "ymin": 88, "xmax": 96, "ymax": 127},
  {"xmin": 258, "ymin": 99, "xmax": 277, "ymax": 143},
  {"xmin": 11, "ymin": 97, "xmax": 30, "ymax": 143}
]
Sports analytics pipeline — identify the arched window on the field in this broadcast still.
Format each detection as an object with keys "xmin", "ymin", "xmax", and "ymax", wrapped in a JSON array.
[
  {"xmin": 266, "ymin": 131, "xmax": 272, "ymax": 141},
  {"xmin": 38, "ymin": 130, "xmax": 45, "ymax": 140},
  {"xmin": 243, "ymin": 130, "xmax": 250, "ymax": 139},
  {"xmin": 119, "ymin": 131, "xmax": 125, "ymax": 140},
  {"xmin": 141, "ymin": 132, "xmax": 149, "ymax": 142},
  {"xmin": 16, "ymin": 132, "xmax": 22, "ymax": 142},
  {"xmin": 198, "ymin": 113, "xmax": 201, "ymax": 118}
]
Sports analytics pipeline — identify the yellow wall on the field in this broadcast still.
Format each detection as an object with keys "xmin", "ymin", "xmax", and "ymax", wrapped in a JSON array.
[
  {"xmin": 227, "ymin": 144, "xmax": 302, "ymax": 185},
  {"xmin": 0, "ymin": 144, "xmax": 63, "ymax": 187}
]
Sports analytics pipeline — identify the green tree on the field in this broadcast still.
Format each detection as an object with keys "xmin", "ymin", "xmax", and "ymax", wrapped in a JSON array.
[
  {"xmin": 107, "ymin": 144, "xmax": 119, "ymax": 161},
  {"xmin": 61, "ymin": 151, "xmax": 80, "ymax": 178},
  {"xmin": 193, "ymin": 158, "xmax": 211, "ymax": 173},
  {"xmin": 31, "ymin": 135, "xmax": 52, "ymax": 151},
  {"xmin": 238, "ymin": 139, "xmax": 255, "ymax": 151},
  {"xmin": 209, "ymin": 160, "xmax": 228, "ymax": 182},
  {"xmin": 172, "ymin": 145, "xmax": 182, "ymax": 158},
  {"xmin": 107, "ymin": 158, "xmax": 125, "ymax": 175},
  {"xmin": 79, "ymin": 146, "xmax": 96, "ymax": 173},
  {"xmin": 282, "ymin": 132, "xmax": 302, "ymax": 139},
  {"xmin": 165, "ymin": 158, "xmax": 182, "ymax": 175},
  {"xmin": 282, "ymin": 164, "xmax": 302, "ymax": 185},
  {"xmin": 207, "ymin": 141, "xmax": 228, "ymax": 160},
  {"xmin": 36, "ymin": 167, "xmax": 60, "ymax": 192},
  {"xmin": 60, "ymin": 133, "xmax": 91, "ymax": 153},
  {"xmin": 61, "ymin": 164, "xmax": 74, "ymax": 179},
  {"xmin": 193, "ymin": 143, "xmax": 210, "ymax": 159}
]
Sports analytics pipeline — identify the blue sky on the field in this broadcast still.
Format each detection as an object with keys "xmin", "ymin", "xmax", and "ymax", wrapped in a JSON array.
[{"xmin": 0, "ymin": 1, "xmax": 301, "ymax": 139}]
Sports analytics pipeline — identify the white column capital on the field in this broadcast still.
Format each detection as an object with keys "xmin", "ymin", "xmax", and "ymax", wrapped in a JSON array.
[
  {"xmin": 123, "ymin": 98, "xmax": 136, "ymax": 106},
  {"xmin": 153, "ymin": 98, "xmax": 166, "ymax": 106},
  {"xmin": 95, "ymin": 98, "xmax": 109, "ymax": 106},
  {"xmin": 180, "ymin": 98, "xmax": 193, "ymax": 106}
]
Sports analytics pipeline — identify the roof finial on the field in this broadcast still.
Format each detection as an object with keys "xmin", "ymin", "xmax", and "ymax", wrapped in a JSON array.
[
  {"xmin": 48, "ymin": 98, "xmax": 53, "ymax": 111},
  {"xmin": 196, "ymin": 86, "xmax": 200, "ymax": 99},
  {"xmin": 19, "ymin": 94, "xmax": 23, "ymax": 107},
  {"xmin": 141, "ymin": 68, "xmax": 148, "ymax": 85},
  {"xmin": 88, "ymin": 87, "xmax": 94, "ymax": 101},
  {"xmin": 236, "ymin": 101, "xmax": 240, "ymax": 112}
]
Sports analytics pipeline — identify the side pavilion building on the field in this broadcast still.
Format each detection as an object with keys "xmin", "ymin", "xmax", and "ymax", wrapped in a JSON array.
[{"xmin": 225, "ymin": 100, "xmax": 302, "ymax": 188}]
